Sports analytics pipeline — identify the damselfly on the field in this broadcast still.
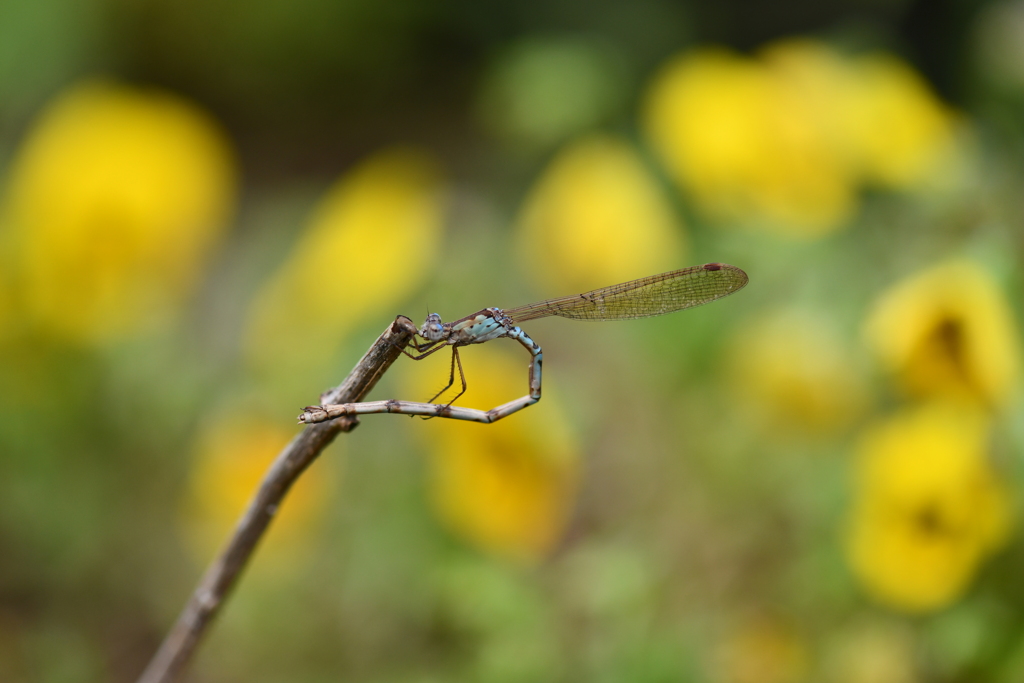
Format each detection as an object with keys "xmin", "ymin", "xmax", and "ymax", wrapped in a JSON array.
[{"xmin": 299, "ymin": 262, "xmax": 748, "ymax": 425}]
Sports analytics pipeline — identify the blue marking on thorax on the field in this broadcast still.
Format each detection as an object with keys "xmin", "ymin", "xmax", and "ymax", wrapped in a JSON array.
[{"xmin": 452, "ymin": 314, "xmax": 505, "ymax": 343}]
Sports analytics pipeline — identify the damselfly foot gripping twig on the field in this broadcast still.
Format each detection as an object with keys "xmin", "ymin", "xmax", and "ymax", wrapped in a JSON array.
[{"xmin": 299, "ymin": 262, "xmax": 748, "ymax": 425}]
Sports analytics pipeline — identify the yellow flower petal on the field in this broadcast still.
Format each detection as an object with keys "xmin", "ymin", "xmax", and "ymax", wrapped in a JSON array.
[
  {"xmin": 842, "ymin": 53, "xmax": 962, "ymax": 189},
  {"xmin": 846, "ymin": 402, "xmax": 1012, "ymax": 613},
  {"xmin": 401, "ymin": 343, "xmax": 579, "ymax": 563},
  {"xmin": 642, "ymin": 44, "xmax": 857, "ymax": 236},
  {"xmin": 864, "ymin": 260, "xmax": 1021, "ymax": 407},
  {"xmin": 642, "ymin": 40, "xmax": 965, "ymax": 236},
  {"xmin": 3, "ymin": 81, "xmax": 237, "ymax": 342},
  {"xmin": 244, "ymin": 147, "xmax": 446, "ymax": 379},
  {"xmin": 515, "ymin": 134, "xmax": 685, "ymax": 295}
]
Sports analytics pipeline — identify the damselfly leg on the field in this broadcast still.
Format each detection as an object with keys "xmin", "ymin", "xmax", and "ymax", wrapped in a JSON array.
[
  {"xmin": 386, "ymin": 335, "xmax": 468, "ymax": 413},
  {"xmin": 425, "ymin": 346, "xmax": 467, "ymax": 406}
]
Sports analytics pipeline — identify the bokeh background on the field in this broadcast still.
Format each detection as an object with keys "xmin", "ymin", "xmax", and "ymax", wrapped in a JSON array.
[{"xmin": 2, "ymin": 0, "xmax": 1024, "ymax": 681}]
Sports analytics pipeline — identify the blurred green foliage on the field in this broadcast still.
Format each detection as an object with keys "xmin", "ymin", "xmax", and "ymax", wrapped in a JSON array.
[{"xmin": 2, "ymin": 1, "xmax": 1024, "ymax": 682}]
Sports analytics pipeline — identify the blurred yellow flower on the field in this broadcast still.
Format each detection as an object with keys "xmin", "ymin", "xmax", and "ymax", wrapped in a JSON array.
[
  {"xmin": 401, "ymin": 343, "xmax": 579, "ymax": 563},
  {"xmin": 181, "ymin": 414, "xmax": 334, "ymax": 566},
  {"xmin": 864, "ymin": 260, "xmax": 1021, "ymax": 407},
  {"xmin": 839, "ymin": 53, "xmax": 962, "ymax": 190},
  {"xmin": 642, "ymin": 40, "xmax": 963, "ymax": 237},
  {"xmin": 515, "ymin": 134, "xmax": 685, "ymax": 295},
  {"xmin": 2, "ymin": 81, "xmax": 237, "ymax": 342},
  {"xmin": 643, "ymin": 44, "xmax": 856, "ymax": 236},
  {"xmin": 761, "ymin": 41, "xmax": 962, "ymax": 192},
  {"xmin": 727, "ymin": 309, "xmax": 868, "ymax": 435},
  {"xmin": 245, "ymin": 147, "xmax": 446, "ymax": 378},
  {"xmin": 845, "ymin": 402, "xmax": 1011, "ymax": 613},
  {"xmin": 714, "ymin": 617, "xmax": 809, "ymax": 683}
]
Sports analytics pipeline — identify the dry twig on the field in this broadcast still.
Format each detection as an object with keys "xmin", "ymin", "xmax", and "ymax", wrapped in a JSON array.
[{"xmin": 136, "ymin": 316, "xmax": 419, "ymax": 683}]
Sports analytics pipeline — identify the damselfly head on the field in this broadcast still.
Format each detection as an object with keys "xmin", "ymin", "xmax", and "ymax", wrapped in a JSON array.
[{"xmin": 419, "ymin": 313, "xmax": 444, "ymax": 341}]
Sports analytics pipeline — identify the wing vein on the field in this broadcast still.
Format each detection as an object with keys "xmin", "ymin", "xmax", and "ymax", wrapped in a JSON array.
[{"xmin": 503, "ymin": 263, "xmax": 748, "ymax": 323}]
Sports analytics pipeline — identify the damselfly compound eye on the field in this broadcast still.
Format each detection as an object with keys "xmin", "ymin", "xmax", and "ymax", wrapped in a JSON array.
[{"xmin": 420, "ymin": 313, "xmax": 444, "ymax": 341}]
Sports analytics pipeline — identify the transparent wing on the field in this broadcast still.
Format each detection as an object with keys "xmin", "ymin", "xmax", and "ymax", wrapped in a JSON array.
[{"xmin": 503, "ymin": 263, "xmax": 748, "ymax": 323}]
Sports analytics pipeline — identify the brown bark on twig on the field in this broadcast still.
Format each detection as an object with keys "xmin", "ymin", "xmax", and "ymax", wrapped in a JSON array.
[{"xmin": 136, "ymin": 316, "xmax": 419, "ymax": 683}]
